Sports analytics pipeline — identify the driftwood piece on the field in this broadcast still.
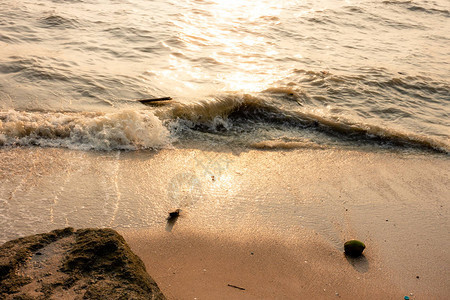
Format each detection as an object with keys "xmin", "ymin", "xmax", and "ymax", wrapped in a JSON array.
[
  {"xmin": 138, "ymin": 97, "xmax": 172, "ymax": 104},
  {"xmin": 227, "ymin": 284, "xmax": 246, "ymax": 291}
]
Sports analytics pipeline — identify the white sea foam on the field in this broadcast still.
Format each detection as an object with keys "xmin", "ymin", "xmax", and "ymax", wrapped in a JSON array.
[{"xmin": 0, "ymin": 110, "xmax": 170, "ymax": 150}]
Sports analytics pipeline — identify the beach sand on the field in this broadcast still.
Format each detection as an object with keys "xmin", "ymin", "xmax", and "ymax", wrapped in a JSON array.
[
  {"xmin": 119, "ymin": 147, "xmax": 449, "ymax": 299},
  {"xmin": 123, "ymin": 229, "xmax": 403, "ymax": 299},
  {"xmin": 1, "ymin": 147, "xmax": 449, "ymax": 299}
]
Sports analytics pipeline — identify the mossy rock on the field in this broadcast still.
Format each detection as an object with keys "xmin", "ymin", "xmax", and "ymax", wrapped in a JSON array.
[
  {"xmin": 0, "ymin": 228, "xmax": 166, "ymax": 299},
  {"xmin": 344, "ymin": 240, "xmax": 366, "ymax": 257}
]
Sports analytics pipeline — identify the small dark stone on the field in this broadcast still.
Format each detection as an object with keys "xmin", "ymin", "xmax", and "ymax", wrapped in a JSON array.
[
  {"xmin": 35, "ymin": 252, "xmax": 42, "ymax": 255},
  {"xmin": 416, "ymin": 276, "xmax": 420, "ymax": 279},
  {"xmin": 344, "ymin": 240, "xmax": 365, "ymax": 257},
  {"xmin": 167, "ymin": 209, "xmax": 181, "ymax": 220}
]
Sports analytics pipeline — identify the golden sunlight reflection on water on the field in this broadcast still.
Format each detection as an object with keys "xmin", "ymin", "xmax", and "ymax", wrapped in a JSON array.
[{"xmin": 150, "ymin": 0, "xmax": 300, "ymax": 94}]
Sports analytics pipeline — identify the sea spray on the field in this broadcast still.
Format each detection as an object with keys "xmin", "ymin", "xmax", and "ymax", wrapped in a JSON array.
[{"xmin": 0, "ymin": 110, "xmax": 170, "ymax": 150}]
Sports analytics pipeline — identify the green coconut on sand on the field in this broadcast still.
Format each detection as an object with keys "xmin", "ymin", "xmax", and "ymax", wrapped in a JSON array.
[{"xmin": 344, "ymin": 240, "xmax": 366, "ymax": 257}]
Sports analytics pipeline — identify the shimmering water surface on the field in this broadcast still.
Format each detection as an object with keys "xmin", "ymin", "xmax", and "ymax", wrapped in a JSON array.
[
  {"xmin": 0, "ymin": 0, "xmax": 449, "ymax": 151},
  {"xmin": 1, "ymin": 0, "xmax": 450, "ymax": 261}
]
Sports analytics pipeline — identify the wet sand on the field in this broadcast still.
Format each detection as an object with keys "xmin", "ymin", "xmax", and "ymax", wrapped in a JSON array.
[
  {"xmin": 119, "ymin": 148, "xmax": 449, "ymax": 299},
  {"xmin": 1, "ymin": 147, "xmax": 449, "ymax": 298}
]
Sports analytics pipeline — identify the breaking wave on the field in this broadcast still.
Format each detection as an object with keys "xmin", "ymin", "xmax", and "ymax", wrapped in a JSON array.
[
  {"xmin": 0, "ymin": 110, "xmax": 170, "ymax": 150},
  {"xmin": 165, "ymin": 95, "xmax": 449, "ymax": 153},
  {"xmin": 1, "ymin": 93, "xmax": 448, "ymax": 153}
]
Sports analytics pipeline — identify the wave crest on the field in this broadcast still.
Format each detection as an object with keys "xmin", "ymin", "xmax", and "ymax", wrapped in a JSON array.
[
  {"xmin": 165, "ymin": 95, "xmax": 449, "ymax": 153},
  {"xmin": 0, "ymin": 110, "xmax": 170, "ymax": 150}
]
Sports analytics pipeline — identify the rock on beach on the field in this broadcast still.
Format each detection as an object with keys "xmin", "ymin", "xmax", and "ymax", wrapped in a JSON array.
[{"xmin": 0, "ymin": 227, "xmax": 166, "ymax": 299}]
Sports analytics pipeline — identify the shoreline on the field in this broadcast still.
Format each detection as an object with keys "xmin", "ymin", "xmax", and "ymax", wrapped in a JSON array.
[{"xmin": 1, "ymin": 146, "xmax": 449, "ymax": 298}]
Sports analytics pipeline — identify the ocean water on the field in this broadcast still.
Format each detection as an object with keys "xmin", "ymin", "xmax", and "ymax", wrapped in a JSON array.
[
  {"xmin": 1, "ymin": 0, "xmax": 450, "ymax": 255},
  {"xmin": 0, "ymin": 0, "xmax": 449, "ymax": 152}
]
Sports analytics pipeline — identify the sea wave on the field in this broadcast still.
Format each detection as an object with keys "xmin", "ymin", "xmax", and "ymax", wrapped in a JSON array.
[
  {"xmin": 0, "ymin": 110, "xmax": 170, "ymax": 150},
  {"xmin": 164, "ymin": 95, "xmax": 449, "ymax": 153},
  {"xmin": 39, "ymin": 14, "xmax": 79, "ymax": 29},
  {"xmin": 382, "ymin": 0, "xmax": 450, "ymax": 16},
  {"xmin": 0, "ymin": 97, "xmax": 448, "ymax": 153}
]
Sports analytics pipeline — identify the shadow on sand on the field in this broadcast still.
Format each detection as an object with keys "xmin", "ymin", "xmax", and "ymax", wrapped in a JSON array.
[{"xmin": 345, "ymin": 254, "xmax": 369, "ymax": 273}]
